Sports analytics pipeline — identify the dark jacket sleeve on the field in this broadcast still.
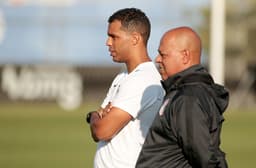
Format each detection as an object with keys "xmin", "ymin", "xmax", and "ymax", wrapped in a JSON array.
[{"xmin": 173, "ymin": 95, "xmax": 220, "ymax": 168}]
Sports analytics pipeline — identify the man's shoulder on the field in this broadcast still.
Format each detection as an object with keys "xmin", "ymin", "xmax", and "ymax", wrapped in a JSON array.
[{"xmin": 132, "ymin": 63, "xmax": 161, "ymax": 81}]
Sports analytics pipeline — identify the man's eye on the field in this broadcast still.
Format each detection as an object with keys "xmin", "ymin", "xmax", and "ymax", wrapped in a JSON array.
[{"xmin": 159, "ymin": 53, "xmax": 164, "ymax": 57}]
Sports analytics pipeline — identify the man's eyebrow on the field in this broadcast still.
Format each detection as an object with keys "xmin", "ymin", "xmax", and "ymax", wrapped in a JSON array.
[
  {"xmin": 108, "ymin": 32, "xmax": 114, "ymax": 36},
  {"xmin": 158, "ymin": 50, "xmax": 165, "ymax": 55}
]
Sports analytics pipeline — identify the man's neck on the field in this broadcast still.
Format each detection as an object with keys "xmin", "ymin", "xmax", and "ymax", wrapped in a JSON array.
[{"xmin": 126, "ymin": 57, "xmax": 151, "ymax": 73}]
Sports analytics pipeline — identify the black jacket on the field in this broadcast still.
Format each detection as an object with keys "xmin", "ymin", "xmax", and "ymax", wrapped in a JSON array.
[{"xmin": 136, "ymin": 65, "xmax": 229, "ymax": 168}]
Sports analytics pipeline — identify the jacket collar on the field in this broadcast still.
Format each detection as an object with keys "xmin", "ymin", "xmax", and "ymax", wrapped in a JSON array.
[{"xmin": 161, "ymin": 64, "xmax": 214, "ymax": 93}]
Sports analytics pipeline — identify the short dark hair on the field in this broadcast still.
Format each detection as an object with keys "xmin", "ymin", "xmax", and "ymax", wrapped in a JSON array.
[{"xmin": 108, "ymin": 8, "xmax": 151, "ymax": 45}]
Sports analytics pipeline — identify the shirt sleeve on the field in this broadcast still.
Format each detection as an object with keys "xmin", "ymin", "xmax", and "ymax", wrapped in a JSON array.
[
  {"xmin": 174, "ymin": 96, "xmax": 220, "ymax": 168},
  {"xmin": 112, "ymin": 74, "xmax": 163, "ymax": 118}
]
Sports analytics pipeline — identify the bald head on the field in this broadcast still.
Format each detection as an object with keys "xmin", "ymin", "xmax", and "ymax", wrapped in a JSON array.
[
  {"xmin": 162, "ymin": 26, "xmax": 202, "ymax": 64},
  {"xmin": 156, "ymin": 26, "xmax": 202, "ymax": 78}
]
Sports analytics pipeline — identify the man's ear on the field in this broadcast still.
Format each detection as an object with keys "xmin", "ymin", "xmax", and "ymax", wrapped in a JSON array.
[
  {"xmin": 131, "ymin": 32, "xmax": 140, "ymax": 45},
  {"xmin": 182, "ymin": 49, "xmax": 190, "ymax": 64}
]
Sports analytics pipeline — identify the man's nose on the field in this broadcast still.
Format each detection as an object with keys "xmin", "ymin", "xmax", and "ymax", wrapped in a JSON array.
[
  {"xmin": 155, "ymin": 55, "xmax": 161, "ymax": 63},
  {"xmin": 106, "ymin": 37, "xmax": 112, "ymax": 46}
]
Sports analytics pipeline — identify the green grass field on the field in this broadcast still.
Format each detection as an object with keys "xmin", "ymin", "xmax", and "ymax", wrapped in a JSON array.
[
  {"xmin": 0, "ymin": 102, "xmax": 255, "ymax": 168},
  {"xmin": 221, "ymin": 108, "xmax": 256, "ymax": 168}
]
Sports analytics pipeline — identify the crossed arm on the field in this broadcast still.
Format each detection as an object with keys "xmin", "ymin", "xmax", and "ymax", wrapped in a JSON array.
[{"xmin": 89, "ymin": 103, "xmax": 133, "ymax": 142}]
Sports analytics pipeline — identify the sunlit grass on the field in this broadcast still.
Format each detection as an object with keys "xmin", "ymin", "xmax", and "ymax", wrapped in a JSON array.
[
  {"xmin": 0, "ymin": 102, "xmax": 255, "ymax": 168},
  {"xmin": 222, "ymin": 109, "xmax": 256, "ymax": 168},
  {"xmin": 0, "ymin": 102, "xmax": 97, "ymax": 168}
]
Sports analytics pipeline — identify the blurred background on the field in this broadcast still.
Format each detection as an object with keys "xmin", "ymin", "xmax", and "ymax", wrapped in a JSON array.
[{"xmin": 0, "ymin": 0, "xmax": 255, "ymax": 167}]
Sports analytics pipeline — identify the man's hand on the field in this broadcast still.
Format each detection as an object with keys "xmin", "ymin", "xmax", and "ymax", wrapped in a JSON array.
[{"xmin": 98, "ymin": 102, "xmax": 112, "ymax": 118}]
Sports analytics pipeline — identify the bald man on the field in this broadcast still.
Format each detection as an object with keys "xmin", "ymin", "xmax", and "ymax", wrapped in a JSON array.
[{"xmin": 136, "ymin": 27, "xmax": 229, "ymax": 168}]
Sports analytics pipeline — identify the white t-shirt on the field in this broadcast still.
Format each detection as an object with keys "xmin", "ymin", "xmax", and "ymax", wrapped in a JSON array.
[{"xmin": 94, "ymin": 62, "xmax": 165, "ymax": 168}]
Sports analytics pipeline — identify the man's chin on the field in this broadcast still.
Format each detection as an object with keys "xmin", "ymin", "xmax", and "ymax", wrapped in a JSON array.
[
  {"xmin": 112, "ymin": 57, "xmax": 121, "ymax": 63},
  {"xmin": 161, "ymin": 75, "xmax": 168, "ymax": 80}
]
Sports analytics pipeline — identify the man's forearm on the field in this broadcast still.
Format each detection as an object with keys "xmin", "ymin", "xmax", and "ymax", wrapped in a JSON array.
[
  {"xmin": 88, "ymin": 111, "xmax": 102, "ymax": 142},
  {"xmin": 88, "ymin": 104, "xmax": 131, "ymax": 142}
]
